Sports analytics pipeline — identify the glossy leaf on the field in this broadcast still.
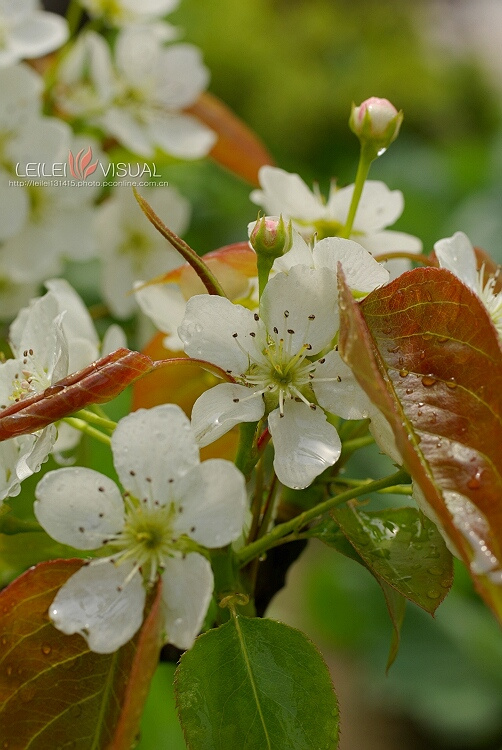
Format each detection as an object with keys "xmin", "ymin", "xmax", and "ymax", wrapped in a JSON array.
[
  {"xmin": 186, "ymin": 92, "xmax": 275, "ymax": 186},
  {"xmin": 175, "ymin": 615, "xmax": 339, "ymax": 750},
  {"xmin": 332, "ymin": 506, "xmax": 453, "ymax": 615},
  {"xmin": 0, "ymin": 559, "xmax": 163, "ymax": 749},
  {"xmin": 338, "ymin": 266, "xmax": 502, "ymax": 622},
  {"xmin": 0, "ymin": 348, "xmax": 154, "ymax": 440},
  {"xmin": 307, "ymin": 517, "xmax": 406, "ymax": 670}
]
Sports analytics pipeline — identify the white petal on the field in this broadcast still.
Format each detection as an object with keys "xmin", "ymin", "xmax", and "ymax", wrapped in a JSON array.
[
  {"xmin": 155, "ymin": 44, "xmax": 210, "ymax": 109},
  {"xmin": 260, "ymin": 265, "xmax": 339, "ymax": 355},
  {"xmin": 0, "ymin": 167, "xmax": 29, "ymax": 241},
  {"xmin": 44, "ymin": 278, "xmax": 99, "ymax": 352},
  {"xmin": 148, "ymin": 113, "xmax": 216, "ymax": 159},
  {"xmin": 191, "ymin": 383, "xmax": 264, "ymax": 447},
  {"xmin": 0, "ymin": 437, "xmax": 31, "ymax": 501},
  {"xmin": 112, "ymin": 405, "xmax": 200, "ymax": 500},
  {"xmin": 135, "ymin": 282, "xmax": 187, "ymax": 348},
  {"xmin": 7, "ymin": 11, "xmax": 69, "ymax": 59},
  {"xmin": 313, "ymin": 349, "xmax": 375, "ymax": 419},
  {"xmin": 312, "ymin": 236, "xmax": 389, "ymax": 293},
  {"xmin": 329, "ymin": 181, "xmax": 404, "ymax": 232},
  {"xmin": 268, "ymin": 400, "xmax": 341, "ymax": 489},
  {"xmin": 250, "ymin": 166, "xmax": 322, "ymax": 221},
  {"xmin": 16, "ymin": 425, "xmax": 56, "ymax": 480},
  {"xmin": 49, "ymin": 562, "xmax": 146, "ymax": 653},
  {"xmin": 271, "ymin": 229, "xmax": 313, "ymax": 273},
  {"xmin": 0, "ymin": 63, "xmax": 42, "ymax": 127},
  {"xmin": 173, "ymin": 459, "xmax": 246, "ymax": 546},
  {"xmin": 102, "ymin": 107, "xmax": 153, "ymax": 157},
  {"xmin": 359, "ymin": 230, "xmax": 423, "ymax": 280},
  {"xmin": 179, "ymin": 294, "xmax": 264, "ymax": 375},
  {"xmin": 369, "ymin": 411, "xmax": 403, "ymax": 466},
  {"xmin": 101, "ymin": 324, "xmax": 127, "ymax": 355},
  {"xmin": 434, "ymin": 231, "xmax": 478, "ymax": 292},
  {"xmin": 161, "ymin": 553, "xmax": 213, "ymax": 650},
  {"xmin": 35, "ymin": 467, "xmax": 125, "ymax": 549}
]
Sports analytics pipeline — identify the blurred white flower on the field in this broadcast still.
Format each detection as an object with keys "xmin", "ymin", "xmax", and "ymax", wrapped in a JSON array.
[
  {"xmin": 55, "ymin": 28, "xmax": 216, "ymax": 159},
  {"xmin": 79, "ymin": 0, "xmax": 180, "ymax": 28},
  {"xmin": 179, "ymin": 247, "xmax": 388, "ymax": 489},
  {"xmin": 2, "ymin": 134, "xmax": 103, "ymax": 284},
  {"xmin": 95, "ymin": 181, "xmax": 191, "ymax": 318},
  {"xmin": 434, "ymin": 231, "xmax": 502, "ymax": 338},
  {"xmin": 0, "ymin": 0, "xmax": 68, "ymax": 67},
  {"xmin": 34, "ymin": 404, "xmax": 247, "ymax": 653},
  {"xmin": 250, "ymin": 166, "xmax": 422, "ymax": 278}
]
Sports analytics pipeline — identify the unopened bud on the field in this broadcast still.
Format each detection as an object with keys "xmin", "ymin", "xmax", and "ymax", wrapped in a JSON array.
[
  {"xmin": 349, "ymin": 97, "xmax": 403, "ymax": 157},
  {"xmin": 249, "ymin": 215, "xmax": 292, "ymax": 260}
]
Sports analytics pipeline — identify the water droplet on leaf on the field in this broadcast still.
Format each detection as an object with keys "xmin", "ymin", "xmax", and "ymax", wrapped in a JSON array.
[{"xmin": 421, "ymin": 374, "xmax": 436, "ymax": 387}]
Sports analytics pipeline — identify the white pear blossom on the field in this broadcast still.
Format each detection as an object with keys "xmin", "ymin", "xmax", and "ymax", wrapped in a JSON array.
[
  {"xmin": 434, "ymin": 231, "xmax": 502, "ymax": 338},
  {"xmin": 95, "ymin": 181, "xmax": 190, "ymax": 318},
  {"xmin": 250, "ymin": 166, "xmax": 421, "ymax": 278},
  {"xmin": 54, "ymin": 28, "xmax": 216, "ymax": 159},
  {"xmin": 0, "ymin": 0, "xmax": 68, "ymax": 67},
  {"xmin": 34, "ymin": 405, "xmax": 247, "ymax": 653},
  {"xmin": 79, "ymin": 0, "xmax": 180, "ymax": 28},
  {"xmin": 0, "ymin": 280, "xmax": 125, "ymax": 499},
  {"xmin": 2, "ymin": 135, "xmax": 103, "ymax": 285},
  {"xmin": 179, "ymin": 247, "xmax": 389, "ymax": 489}
]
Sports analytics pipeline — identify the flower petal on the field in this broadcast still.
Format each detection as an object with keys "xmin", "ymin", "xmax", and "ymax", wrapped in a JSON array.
[
  {"xmin": 329, "ymin": 181, "xmax": 404, "ymax": 232},
  {"xmin": 179, "ymin": 294, "xmax": 265, "ymax": 375},
  {"xmin": 250, "ymin": 166, "xmax": 323, "ymax": 221},
  {"xmin": 260, "ymin": 265, "xmax": 339, "ymax": 355},
  {"xmin": 161, "ymin": 553, "xmax": 213, "ymax": 650},
  {"xmin": 147, "ymin": 112, "xmax": 216, "ymax": 160},
  {"xmin": 312, "ymin": 349, "xmax": 375, "ymax": 418},
  {"xmin": 191, "ymin": 383, "xmax": 264, "ymax": 447},
  {"xmin": 173, "ymin": 458, "xmax": 246, "ymax": 546},
  {"xmin": 34, "ymin": 467, "xmax": 125, "ymax": 549},
  {"xmin": 49, "ymin": 562, "xmax": 146, "ymax": 653},
  {"xmin": 112, "ymin": 405, "xmax": 200, "ymax": 500},
  {"xmin": 268, "ymin": 399, "xmax": 341, "ymax": 489},
  {"xmin": 434, "ymin": 231, "xmax": 478, "ymax": 292},
  {"xmin": 312, "ymin": 236, "xmax": 389, "ymax": 293},
  {"xmin": 135, "ymin": 282, "xmax": 187, "ymax": 350}
]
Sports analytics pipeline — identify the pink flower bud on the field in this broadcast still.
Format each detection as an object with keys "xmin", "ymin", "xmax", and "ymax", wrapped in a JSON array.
[
  {"xmin": 349, "ymin": 97, "xmax": 403, "ymax": 155},
  {"xmin": 249, "ymin": 215, "xmax": 292, "ymax": 260}
]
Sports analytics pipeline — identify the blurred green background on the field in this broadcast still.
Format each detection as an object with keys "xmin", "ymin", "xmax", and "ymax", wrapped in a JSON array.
[{"xmin": 136, "ymin": 2, "xmax": 502, "ymax": 749}]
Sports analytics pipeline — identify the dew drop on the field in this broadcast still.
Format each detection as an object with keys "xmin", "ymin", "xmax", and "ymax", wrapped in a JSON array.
[
  {"xmin": 427, "ymin": 588, "xmax": 441, "ymax": 599},
  {"xmin": 0, "ymin": 636, "xmax": 7, "ymax": 646},
  {"xmin": 428, "ymin": 566, "xmax": 443, "ymax": 576},
  {"xmin": 421, "ymin": 374, "xmax": 437, "ymax": 387},
  {"xmin": 405, "ymin": 388, "xmax": 413, "ymax": 395},
  {"xmin": 467, "ymin": 472, "xmax": 481, "ymax": 490},
  {"xmin": 422, "ymin": 332, "xmax": 433, "ymax": 341},
  {"xmin": 194, "ymin": 323, "xmax": 203, "ymax": 334},
  {"xmin": 441, "ymin": 579, "xmax": 451, "ymax": 588},
  {"xmin": 438, "ymin": 336, "xmax": 449, "ymax": 343},
  {"xmin": 41, "ymin": 643, "xmax": 52, "ymax": 655},
  {"xmin": 398, "ymin": 357, "xmax": 405, "ymax": 367},
  {"xmin": 419, "ymin": 350, "xmax": 426, "ymax": 360},
  {"xmin": 387, "ymin": 346, "xmax": 399, "ymax": 353},
  {"xmin": 70, "ymin": 705, "xmax": 83, "ymax": 719},
  {"xmin": 399, "ymin": 368, "xmax": 408, "ymax": 378},
  {"xmin": 5, "ymin": 665, "xmax": 13, "ymax": 677},
  {"xmin": 446, "ymin": 377, "xmax": 457, "ymax": 390}
]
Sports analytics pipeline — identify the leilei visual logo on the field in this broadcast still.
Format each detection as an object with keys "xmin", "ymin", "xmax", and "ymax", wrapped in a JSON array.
[{"xmin": 68, "ymin": 147, "xmax": 99, "ymax": 180}]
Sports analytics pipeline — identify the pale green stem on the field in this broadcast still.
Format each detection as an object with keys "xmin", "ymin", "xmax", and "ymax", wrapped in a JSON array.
[
  {"xmin": 63, "ymin": 417, "xmax": 112, "ymax": 446},
  {"xmin": 74, "ymin": 409, "xmax": 117, "ymax": 432},
  {"xmin": 66, "ymin": 0, "xmax": 83, "ymax": 36},
  {"xmin": 236, "ymin": 468, "xmax": 410, "ymax": 567},
  {"xmin": 340, "ymin": 144, "xmax": 374, "ymax": 238}
]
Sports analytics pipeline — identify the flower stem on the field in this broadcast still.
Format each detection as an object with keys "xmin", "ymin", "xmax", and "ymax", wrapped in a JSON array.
[
  {"xmin": 236, "ymin": 468, "xmax": 410, "ymax": 566},
  {"xmin": 340, "ymin": 144, "xmax": 373, "ymax": 239},
  {"xmin": 66, "ymin": 0, "xmax": 84, "ymax": 36},
  {"xmin": 74, "ymin": 409, "xmax": 117, "ymax": 432},
  {"xmin": 63, "ymin": 417, "xmax": 112, "ymax": 446}
]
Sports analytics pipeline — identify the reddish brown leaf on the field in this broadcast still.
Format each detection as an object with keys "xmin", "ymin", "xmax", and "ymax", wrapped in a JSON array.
[
  {"xmin": 338, "ymin": 266, "xmax": 502, "ymax": 623},
  {"xmin": 0, "ymin": 349, "xmax": 154, "ymax": 440},
  {"xmin": 186, "ymin": 91, "xmax": 275, "ymax": 186},
  {"xmin": 0, "ymin": 559, "xmax": 162, "ymax": 750}
]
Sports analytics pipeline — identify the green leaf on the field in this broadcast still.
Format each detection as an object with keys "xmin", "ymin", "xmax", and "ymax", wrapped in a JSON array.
[
  {"xmin": 307, "ymin": 516, "xmax": 406, "ymax": 669},
  {"xmin": 338, "ymin": 266, "xmax": 502, "ymax": 624},
  {"xmin": 175, "ymin": 615, "xmax": 339, "ymax": 750},
  {"xmin": 0, "ymin": 559, "xmax": 163, "ymax": 749},
  {"xmin": 332, "ymin": 506, "xmax": 453, "ymax": 615}
]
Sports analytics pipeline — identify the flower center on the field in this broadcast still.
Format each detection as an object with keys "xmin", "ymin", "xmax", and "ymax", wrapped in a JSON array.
[
  {"xmin": 110, "ymin": 497, "xmax": 177, "ymax": 585},
  {"xmin": 9, "ymin": 349, "xmax": 50, "ymax": 404}
]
